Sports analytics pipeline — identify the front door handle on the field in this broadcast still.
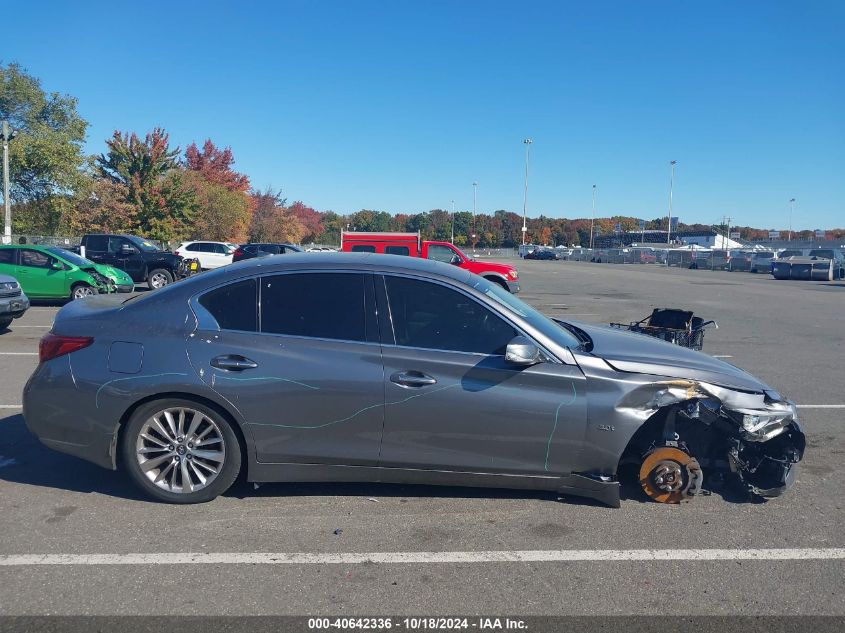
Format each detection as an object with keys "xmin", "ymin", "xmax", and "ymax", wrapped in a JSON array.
[
  {"xmin": 211, "ymin": 355, "xmax": 258, "ymax": 371},
  {"xmin": 390, "ymin": 370, "xmax": 437, "ymax": 388}
]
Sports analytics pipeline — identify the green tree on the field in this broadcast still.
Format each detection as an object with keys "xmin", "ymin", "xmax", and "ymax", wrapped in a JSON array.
[
  {"xmin": 1, "ymin": 62, "xmax": 89, "ymax": 233},
  {"xmin": 96, "ymin": 128, "xmax": 195, "ymax": 241}
]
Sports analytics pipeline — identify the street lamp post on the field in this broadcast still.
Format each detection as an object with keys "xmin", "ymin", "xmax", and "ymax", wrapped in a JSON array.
[
  {"xmin": 590, "ymin": 184, "xmax": 596, "ymax": 249},
  {"xmin": 2, "ymin": 121, "xmax": 19, "ymax": 246},
  {"xmin": 522, "ymin": 139, "xmax": 532, "ymax": 246},
  {"xmin": 667, "ymin": 160, "xmax": 677, "ymax": 246},
  {"xmin": 788, "ymin": 198, "xmax": 796, "ymax": 241},
  {"xmin": 472, "ymin": 181, "xmax": 478, "ymax": 250}
]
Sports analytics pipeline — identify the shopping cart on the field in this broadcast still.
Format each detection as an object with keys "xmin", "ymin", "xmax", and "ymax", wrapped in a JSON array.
[{"xmin": 610, "ymin": 308, "xmax": 717, "ymax": 351}]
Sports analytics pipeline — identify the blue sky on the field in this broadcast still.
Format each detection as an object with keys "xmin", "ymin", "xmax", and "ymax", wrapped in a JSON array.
[{"xmin": 6, "ymin": 0, "xmax": 844, "ymax": 228}]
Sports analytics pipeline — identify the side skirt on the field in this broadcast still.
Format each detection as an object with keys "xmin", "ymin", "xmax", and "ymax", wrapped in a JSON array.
[{"xmin": 249, "ymin": 463, "xmax": 621, "ymax": 507}]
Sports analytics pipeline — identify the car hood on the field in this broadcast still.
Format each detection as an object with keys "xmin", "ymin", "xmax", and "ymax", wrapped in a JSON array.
[
  {"xmin": 571, "ymin": 321, "xmax": 769, "ymax": 392},
  {"xmin": 93, "ymin": 264, "xmax": 132, "ymax": 282},
  {"xmin": 468, "ymin": 259, "xmax": 517, "ymax": 274}
]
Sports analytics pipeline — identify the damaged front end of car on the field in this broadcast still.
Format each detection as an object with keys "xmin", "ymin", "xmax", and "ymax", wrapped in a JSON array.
[{"xmin": 618, "ymin": 380, "xmax": 805, "ymax": 503}]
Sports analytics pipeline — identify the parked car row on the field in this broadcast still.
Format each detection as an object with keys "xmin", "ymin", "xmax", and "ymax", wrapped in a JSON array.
[{"xmin": 0, "ymin": 272, "xmax": 29, "ymax": 330}]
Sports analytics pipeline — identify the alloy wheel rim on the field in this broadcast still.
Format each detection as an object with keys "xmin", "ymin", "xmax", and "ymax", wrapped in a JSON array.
[
  {"xmin": 135, "ymin": 407, "xmax": 225, "ymax": 494},
  {"xmin": 74, "ymin": 286, "xmax": 94, "ymax": 299},
  {"xmin": 150, "ymin": 273, "xmax": 168, "ymax": 288}
]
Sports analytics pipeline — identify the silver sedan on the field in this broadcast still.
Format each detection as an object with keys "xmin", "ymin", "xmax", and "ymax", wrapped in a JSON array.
[{"xmin": 23, "ymin": 253, "xmax": 804, "ymax": 506}]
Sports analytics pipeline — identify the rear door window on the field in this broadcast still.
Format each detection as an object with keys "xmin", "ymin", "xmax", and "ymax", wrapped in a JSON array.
[
  {"xmin": 85, "ymin": 235, "xmax": 109, "ymax": 251},
  {"xmin": 261, "ymin": 273, "xmax": 366, "ymax": 342},
  {"xmin": 386, "ymin": 246, "xmax": 410, "ymax": 256},
  {"xmin": 0, "ymin": 249, "xmax": 15, "ymax": 264},
  {"xmin": 351, "ymin": 245, "xmax": 376, "ymax": 253},
  {"xmin": 198, "ymin": 279, "xmax": 258, "ymax": 332}
]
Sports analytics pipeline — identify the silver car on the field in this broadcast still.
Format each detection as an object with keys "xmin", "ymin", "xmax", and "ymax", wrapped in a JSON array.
[
  {"xmin": 0, "ymin": 273, "xmax": 30, "ymax": 330},
  {"xmin": 23, "ymin": 253, "xmax": 804, "ymax": 506}
]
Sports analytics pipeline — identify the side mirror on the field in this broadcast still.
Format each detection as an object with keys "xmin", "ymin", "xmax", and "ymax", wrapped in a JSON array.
[
  {"xmin": 120, "ymin": 244, "xmax": 136, "ymax": 255},
  {"xmin": 450, "ymin": 255, "xmax": 462, "ymax": 265},
  {"xmin": 51, "ymin": 261, "xmax": 64, "ymax": 271},
  {"xmin": 505, "ymin": 335, "xmax": 541, "ymax": 366}
]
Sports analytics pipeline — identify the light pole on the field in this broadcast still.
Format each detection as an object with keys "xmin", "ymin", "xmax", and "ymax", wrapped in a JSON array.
[
  {"xmin": 2, "ymin": 121, "xmax": 19, "ymax": 245},
  {"xmin": 450, "ymin": 199, "xmax": 455, "ymax": 244},
  {"xmin": 590, "ymin": 184, "xmax": 596, "ymax": 249},
  {"xmin": 522, "ymin": 139, "xmax": 532, "ymax": 246},
  {"xmin": 788, "ymin": 198, "xmax": 796, "ymax": 241},
  {"xmin": 667, "ymin": 160, "xmax": 677, "ymax": 246},
  {"xmin": 472, "ymin": 181, "xmax": 478, "ymax": 250}
]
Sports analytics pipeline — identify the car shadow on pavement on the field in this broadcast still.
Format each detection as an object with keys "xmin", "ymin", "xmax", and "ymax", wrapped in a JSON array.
[
  {"xmin": 0, "ymin": 412, "xmax": 758, "ymax": 507},
  {"xmin": 0, "ymin": 413, "xmax": 146, "ymax": 501}
]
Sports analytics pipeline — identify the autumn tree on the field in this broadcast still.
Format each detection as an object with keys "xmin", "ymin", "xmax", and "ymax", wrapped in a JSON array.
[
  {"xmin": 62, "ymin": 178, "xmax": 138, "ymax": 235},
  {"xmin": 248, "ymin": 188, "xmax": 303, "ymax": 243},
  {"xmin": 289, "ymin": 201, "xmax": 324, "ymax": 243},
  {"xmin": 185, "ymin": 140, "xmax": 250, "ymax": 192},
  {"xmin": 184, "ymin": 171, "xmax": 251, "ymax": 242},
  {"xmin": 96, "ymin": 128, "xmax": 195, "ymax": 240}
]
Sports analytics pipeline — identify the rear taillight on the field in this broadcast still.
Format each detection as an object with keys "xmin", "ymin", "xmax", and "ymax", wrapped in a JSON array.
[
  {"xmin": 39, "ymin": 333, "xmax": 94, "ymax": 363},
  {"xmin": 233, "ymin": 248, "xmax": 244, "ymax": 257},
  {"xmin": 174, "ymin": 251, "xmax": 181, "ymax": 257}
]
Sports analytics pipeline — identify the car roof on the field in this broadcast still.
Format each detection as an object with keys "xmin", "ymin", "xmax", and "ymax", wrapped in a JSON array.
[{"xmin": 130, "ymin": 252, "xmax": 474, "ymax": 306}]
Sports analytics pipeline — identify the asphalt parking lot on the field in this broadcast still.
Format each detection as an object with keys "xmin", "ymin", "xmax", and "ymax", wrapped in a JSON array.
[{"xmin": 0, "ymin": 262, "xmax": 843, "ymax": 617}]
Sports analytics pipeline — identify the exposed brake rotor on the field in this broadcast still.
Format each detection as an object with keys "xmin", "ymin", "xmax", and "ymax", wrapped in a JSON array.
[{"xmin": 639, "ymin": 446, "xmax": 703, "ymax": 504}]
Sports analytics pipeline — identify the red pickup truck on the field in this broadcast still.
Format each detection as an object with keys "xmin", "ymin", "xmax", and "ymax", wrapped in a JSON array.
[{"xmin": 340, "ymin": 231, "xmax": 520, "ymax": 293}]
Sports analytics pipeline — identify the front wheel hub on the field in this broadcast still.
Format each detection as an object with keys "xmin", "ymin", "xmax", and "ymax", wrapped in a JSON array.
[{"xmin": 639, "ymin": 447, "xmax": 703, "ymax": 504}]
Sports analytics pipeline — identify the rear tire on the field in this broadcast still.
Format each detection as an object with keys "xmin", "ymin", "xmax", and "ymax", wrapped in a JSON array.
[
  {"xmin": 122, "ymin": 399, "xmax": 242, "ymax": 504},
  {"xmin": 70, "ymin": 283, "xmax": 98, "ymax": 300},
  {"xmin": 0, "ymin": 317, "xmax": 12, "ymax": 330},
  {"xmin": 147, "ymin": 268, "xmax": 173, "ymax": 290}
]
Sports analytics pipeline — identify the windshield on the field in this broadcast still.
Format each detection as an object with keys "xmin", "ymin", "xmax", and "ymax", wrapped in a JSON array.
[
  {"xmin": 126, "ymin": 235, "xmax": 162, "ymax": 252},
  {"xmin": 809, "ymin": 250, "xmax": 833, "ymax": 258},
  {"xmin": 46, "ymin": 247, "xmax": 95, "ymax": 267},
  {"xmin": 468, "ymin": 276, "xmax": 582, "ymax": 350}
]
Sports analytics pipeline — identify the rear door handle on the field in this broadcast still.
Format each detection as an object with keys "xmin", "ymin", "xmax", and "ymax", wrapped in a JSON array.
[
  {"xmin": 390, "ymin": 371, "xmax": 437, "ymax": 388},
  {"xmin": 211, "ymin": 355, "xmax": 259, "ymax": 371}
]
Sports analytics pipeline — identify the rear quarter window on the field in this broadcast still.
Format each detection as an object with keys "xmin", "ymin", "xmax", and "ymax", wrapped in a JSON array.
[
  {"xmin": 385, "ymin": 246, "xmax": 410, "ymax": 256},
  {"xmin": 198, "ymin": 279, "xmax": 258, "ymax": 332},
  {"xmin": 351, "ymin": 245, "xmax": 376, "ymax": 253}
]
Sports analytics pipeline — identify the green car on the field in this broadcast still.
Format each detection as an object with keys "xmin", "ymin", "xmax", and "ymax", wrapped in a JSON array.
[{"xmin": 0, "ymin": 245, "xmax": 135, "ymax": 300}]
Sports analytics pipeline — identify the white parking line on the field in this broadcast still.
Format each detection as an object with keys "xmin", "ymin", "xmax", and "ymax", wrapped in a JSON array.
[
  {"xmin": 8, "ymin": 325, "xmax": 51, "ymax": 328},
  {"xmin": 798, "ymin": 405, "xmax": 845, "ymax": 409},
  {"xmin": 0, "ymin": 405, "xmax": 22, "ymax": 409},
  {"xmin": 0, "ymin": 352, "xmax": 37, "ymax": 356},
  {"xmin": 0, "ymin": 548, "xmax": 843, "ymax": 566},
  {"xmin": 712, "ymin": 355, "xmax": 733, "ymax": 358}
]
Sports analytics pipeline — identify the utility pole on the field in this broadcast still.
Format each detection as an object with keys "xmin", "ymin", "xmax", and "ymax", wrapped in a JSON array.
[
  {"xmin": 2, "ymin": 121, "xmax": 18, "ymax": 245},
  {"xmin": 472, "ymin": 181, "xmax": 478, "ymax": 250},
  {"xmin": 522, "ymin": 139, "xmax": 532, "ymax": 246},
  {"xmin": 788, "ymin": 198, "xmax": 796, "ymax": 241},
  {"xmin": 667, "ymin": 160, "xmax": 677, "ymax": 246},
  {"xmin": 450, "ymin": 199, "xmax": 455, "ymax": 244},
  {"xmin": 590, "ymin": 184, "xmax": 596, "ymax": 249}
]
